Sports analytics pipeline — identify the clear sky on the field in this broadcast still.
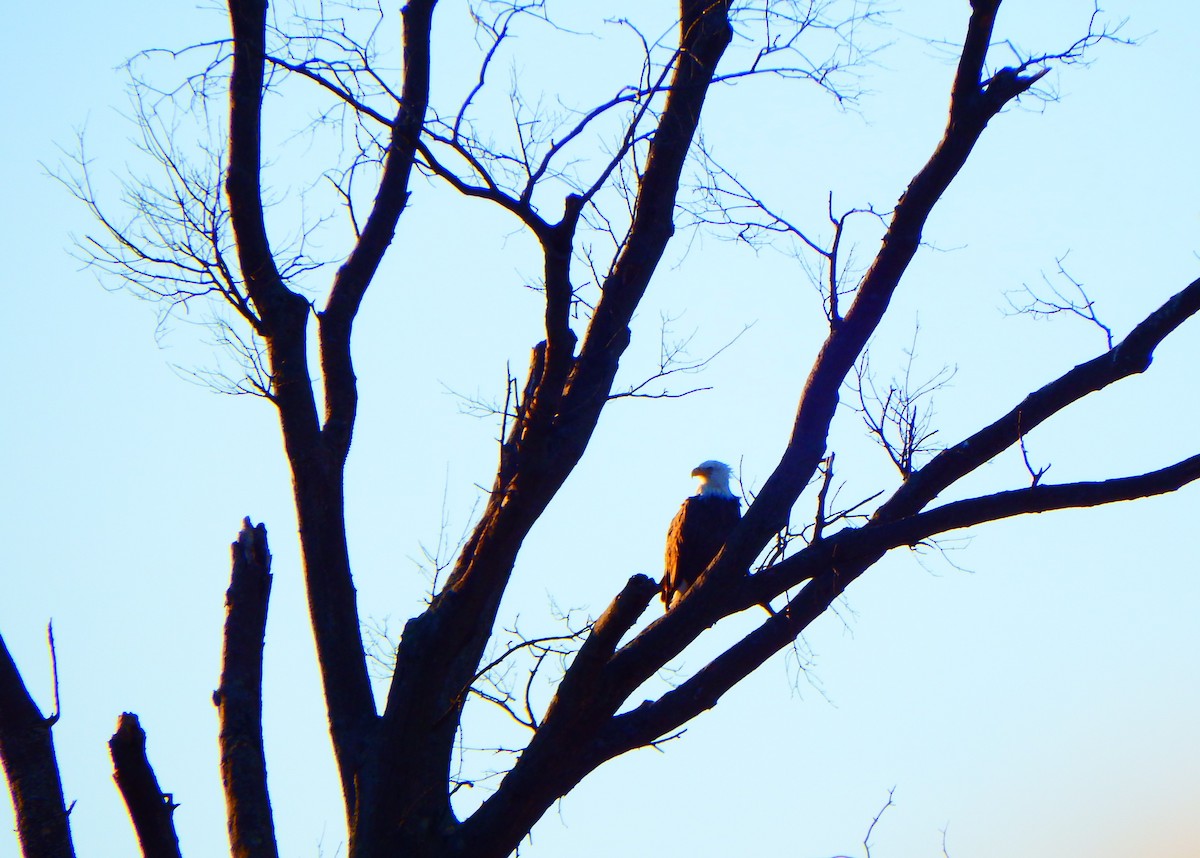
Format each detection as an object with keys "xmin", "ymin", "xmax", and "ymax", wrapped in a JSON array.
[{"xmin": 2, "ymin": 2, "xmax": 1198, "ymax": 857}]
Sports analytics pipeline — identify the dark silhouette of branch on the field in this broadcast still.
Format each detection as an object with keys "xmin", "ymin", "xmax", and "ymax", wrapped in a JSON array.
[
  {"xmin": 0, "ymin": 631, "xmax": 75, "ymax": 858},
  {"xmin": 109, "ymin": 713, "xmax": 182, "ymax": 858},
  {"xmin": 609, "ymin": 318, "xmax": 750, "ymax": 401},
  {"xmin": 225, "ymin": 0, "xmax": 383, "ymax": 806},
  {"xmin": 1006, "ymin": 255, "xmax": 1115, "ymax": 348},
  {"xmin": 470, "ymin": 622, "xmax": 592, "ymax": 731},
  {"xmin": 861, "ymin": 787, "xmax": 897, "ymax": 858},
  {"xmin": 853, "ymin": 330, "xmax": 955, "ymax": 477},
  {"xmin": 363, "ymin": 6, "xmax": 739, "ymax": 855},
  {"xmin": 594, "ymin": 443, "xmax": 1200, "ymax": 757},
  {"xmin": 828, "ymin": 786, "xmax": 898, "ymax": 858},
  {"xmin": 225, "ymin": 0, "xmax": 446, "ymax": 821},
  {"xmin": 875, "ymin": 275, "xmax": 1200, "ymax": 523},
  {"xmin": 715, "ymin": 0, "xmax": 1057, "ymax": 580},
  {"xmin": 213, "ymin": 519, "xmax": 278, "ymax": 858}
]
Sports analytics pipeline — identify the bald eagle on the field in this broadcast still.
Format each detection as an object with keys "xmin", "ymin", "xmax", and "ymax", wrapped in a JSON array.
[{"xmin": 662, "ymin": 460, "xmax": 741, "ymax": 609}]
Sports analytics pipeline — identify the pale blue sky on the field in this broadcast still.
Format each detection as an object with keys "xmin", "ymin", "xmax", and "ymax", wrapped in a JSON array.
[{"xmin": 2, "ymin": 2, "xmax": 1198, "ymax": 856}]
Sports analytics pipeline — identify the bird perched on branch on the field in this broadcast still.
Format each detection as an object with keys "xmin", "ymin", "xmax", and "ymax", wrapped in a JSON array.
[{"xmin": 662, "ymin": 460, "xmax": 741, "ymax": 609}]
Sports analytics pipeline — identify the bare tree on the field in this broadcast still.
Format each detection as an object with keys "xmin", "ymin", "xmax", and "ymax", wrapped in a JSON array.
[{"xmin": 4, "ymin": 2, "xmax": 1198, "ymax": 857}]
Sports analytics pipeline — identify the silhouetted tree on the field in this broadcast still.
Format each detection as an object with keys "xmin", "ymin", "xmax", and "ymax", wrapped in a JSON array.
[{"xmin": 4, "ymin": 2, "xmax": 1197, "ymax": 856}]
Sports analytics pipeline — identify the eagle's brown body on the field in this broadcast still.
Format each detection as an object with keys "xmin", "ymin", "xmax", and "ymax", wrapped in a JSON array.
[{"xmin": 662, "ymin": 461, "xmax": 741, "ymax": 608}]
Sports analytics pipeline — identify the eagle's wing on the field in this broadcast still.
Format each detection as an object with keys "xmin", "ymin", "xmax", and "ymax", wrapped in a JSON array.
[
  {"xmin": 662, "ymin": 500, "xmax": 692, "ymax": 605},
  {"xmin": 663, "ymin": 497, "xmax": 741, "ymax": 607}
]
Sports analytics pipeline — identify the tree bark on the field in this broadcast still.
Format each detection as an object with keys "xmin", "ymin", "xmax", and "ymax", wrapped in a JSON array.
[
  {"xmin": 214, "ymin": 519, "xmax": 279, "ymax": 858},
  {"xmin": 0, "ymin": 632, "xmax": 75, "ymax": 858},
  {"xmin": 109, "ymin": 713, "xmax": 182, "ymax": 858}
]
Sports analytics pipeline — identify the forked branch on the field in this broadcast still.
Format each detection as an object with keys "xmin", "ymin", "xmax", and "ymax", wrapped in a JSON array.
[
  {"xmin": 713, "ymin": 0, "xmax": 1059, "ymax": 582},
  {"xmin": 0, "ymin": 630, "xmax": 76, "ymax": 858}
]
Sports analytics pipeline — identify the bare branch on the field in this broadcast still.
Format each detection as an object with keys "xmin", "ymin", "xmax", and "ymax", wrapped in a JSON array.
[
  {"xmin": 863, "ymin": 787, "xmax": 896, "ymax": 858},
  {"xmin": 0, "ymin": 630, "xmax": 76, "ymax": 858},
  {"xmin": 702, "ymin": 0, "xmax": 1064, "ymax": 604},
  {"xmin": 853, "ymin": 329, "xmax": 955, "ymax": 477},
  {"xmin": 876, "ymin": 276, "xmax": 1200, "ymax": 524},
  {"xmin": 213, "ymin": 518, "xmax": 279, "ymax": 858},
  {"xmin": 871, "ymin": 453, "xmax": 1200, "ymax": 552},
  {"xmin": 109, "ymin": 713, "xmax": 182, "ymax": 858},
  {"xmin": 609, "ymin": 317, "xmax": 751, "ymax": 401},
  {"xmin": 1006, "ymin": 255, "xmax": 1115, "ymax": 349},
  {"xmin": 468, "ymin": 619, "xmax": 592, "ymax": 732},
  {"xmin": 827, "ymin": 786, "xmax": 897, "ymax": 858},
  {"xmin": 45, "ymin": 624, "xmax": 61, "ymax": 728},
  {"xmin": 228, "ymin": 0, "xmax": 379, "ymax": 822},
  {"xmin": 571, "ymin": 267, "xmax": 1200, "ymax": 768},
  {"xmin": 265, "ymin": 54, "xmax": 393, "ymax": 126}
]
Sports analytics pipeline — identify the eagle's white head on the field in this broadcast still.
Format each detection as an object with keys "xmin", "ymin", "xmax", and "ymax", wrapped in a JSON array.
[{"xmin": 691, "ymin": 460, "xmax": 735, "ymax": 498}]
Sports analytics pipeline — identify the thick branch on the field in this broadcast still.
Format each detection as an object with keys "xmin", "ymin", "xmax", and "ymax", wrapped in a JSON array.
[
  {"xmin": 0, "ymin": 631, "xmax": 75, "ymax": 858},
  {"xmin": 109, "ymin": 713, "xmax": 182, "ymax": 858},
  {"xmin": 318, "ymin": 0, "xmax": 438, "ymax": 458},
  {"xmin": 870, "ymin": 454, "xmax": 1200, "ymax": 551},
  {"xmin": 708, "ymin": 0, "xmax": 1060, "ymax": 582},
  {"xmin": 428, "ymin": 7, "xmax": 1175, "ymax": 816},
  {"xmin": 225, "ymin": 0, "xmax": 299, "ymax": 327},
  {"xmin": 592, "ymin": 449, "xmax": 1200, "ymax": 755},
  {"xmin": 458, "ymin": 584, "xmax": 661, "ymax": 858},
  {"xmin": 952, "ymin": 0, "xmax": 1001, "ymax": 103},
  {"xmin": 541, "ymin": 116, "xmax": 1200, "ymax": 789},
  {"xmin": 213, "ymin": 519, "xmax": 278, "ymax": 858},
  {"xmin": 585, "ymin": 2, "xmax": 1049, "ymax": 719},
  {"xmin": 372, "ymin": 7, "xmax": 738, "ymax": 844},
  {"xmin": 227, "ymin": 0, "xmax": 379, "ymax": 822},
  {"xmin": 875, "ymin": 276, "xmax": 1200, "ymax": 523},
  {"xmin": 563, "ymin": 1, "xmax": 735, "ymax": 436},
  {"xmin": 594, "ymin": 569, "xmax": 856, "ymax": 761},
  {"xmin": 538, "ymin": 575, "xmax": 659, "ymax": 728}
]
